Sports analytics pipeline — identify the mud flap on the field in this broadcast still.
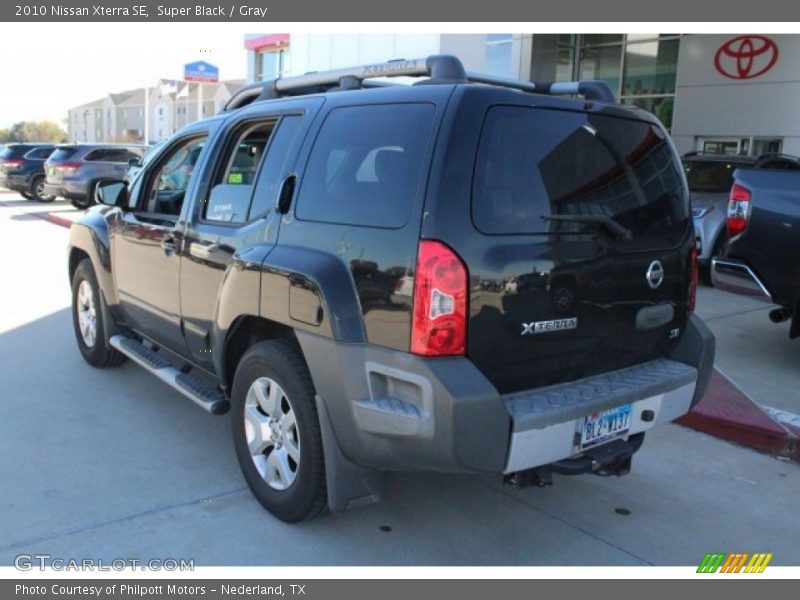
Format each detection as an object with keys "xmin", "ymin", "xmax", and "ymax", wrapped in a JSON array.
[{"xmin": 315, "ymin": 394, "xmax": 385, "ymax": 512}]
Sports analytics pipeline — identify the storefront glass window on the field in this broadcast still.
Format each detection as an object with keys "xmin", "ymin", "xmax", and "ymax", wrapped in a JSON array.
[
  {"xmin": 623, "ymin": 96, "xmax": 675, "ymax": 129},
  {"xmin": 573, "ymin": 34, "xmax": 681, "ymax": 132},
  {"xmin": 486, "ymin": 34, "xmax": 514, "ymax": 78},
  {"xmin": 257, "ymin": 49, "xmax": 288, "ymax": 81},
  {"xmin": 578, "ymin": 44, "xmax": 622, "ymax": 92},
  {"xmin": 622, "ymin": 38, "xmax": 678, "ymax": 96}
]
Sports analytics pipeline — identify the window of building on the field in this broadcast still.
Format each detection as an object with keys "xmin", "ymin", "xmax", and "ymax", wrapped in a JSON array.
[
  {"xmin": 485, "ymin": 34, "xmax": 514, "ymax": 78},
  {"xmin": 576, "ymin": 34, "xmax": 681, "ymax": 131},
  {"xmin": 158, "ymin": 107, "xmax": 164, "ymax": 116},
  {"xmin": 296, "ymin": 103, "xmax": 435, "ymax": 228},
  {"xmin": 256, "ymin": 48, "xmax": 288, "ymax": 81},
  {"xmin": 138, "ymin": 108, "xmax": 144, "ymax": 117},
  {"xmin": 121, "ymin": 109, "xmax": 127, "ymax": 119}
]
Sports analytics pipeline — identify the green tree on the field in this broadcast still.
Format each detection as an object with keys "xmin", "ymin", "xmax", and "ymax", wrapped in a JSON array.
[{"xmin": 0, "ymin": 121, "xmax": 67, "ymax": 143}]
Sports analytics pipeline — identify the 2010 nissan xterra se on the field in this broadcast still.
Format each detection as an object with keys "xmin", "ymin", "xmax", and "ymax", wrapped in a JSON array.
[{"xmin": 67, "ymin": 55, "xmax": 715, "ymax": 522}]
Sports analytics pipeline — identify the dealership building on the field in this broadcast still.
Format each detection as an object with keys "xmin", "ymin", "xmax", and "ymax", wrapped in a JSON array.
[{"xmin": 244, "ymin": 33, "xmax": 800, "ymax": 156}]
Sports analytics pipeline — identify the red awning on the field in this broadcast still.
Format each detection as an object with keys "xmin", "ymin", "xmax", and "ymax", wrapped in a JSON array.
[{"xmin": 244, "ymin": 34, "xmax": 290, "ymax": 51}]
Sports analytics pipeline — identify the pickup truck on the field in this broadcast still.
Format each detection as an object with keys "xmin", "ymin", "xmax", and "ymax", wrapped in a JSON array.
[{"xmin": 712, "ymin": 167, "xmax": 800, "ymax": 337}]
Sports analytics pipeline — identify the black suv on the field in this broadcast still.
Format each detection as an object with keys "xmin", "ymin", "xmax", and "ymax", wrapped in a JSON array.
[
  {"xmin": 67, "ymin": 56, "xmax": 714, "ymax": 522},
  {"xmin": 0, "ymin": 143, "xmax": 56, "ymax": 201}
]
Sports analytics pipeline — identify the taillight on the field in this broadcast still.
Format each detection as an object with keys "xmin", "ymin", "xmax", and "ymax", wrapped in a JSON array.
[
  {"xmin": 1, "ymin": 159, "xmax": 23, "ymax": 169},
  {"xmin": 727, "ymin": 183, "xmax": 751, "ymax": 239},
  {"xmin": 411, "ymin": 240, "xmax": 468, "ymax": 357},
  {"xmin": 687, "ymin": 246, "xmax": 698, "ymax": 314},
  {"xmin": 56, "ymin": 162, "xmax": 82, "ymax": 173}
]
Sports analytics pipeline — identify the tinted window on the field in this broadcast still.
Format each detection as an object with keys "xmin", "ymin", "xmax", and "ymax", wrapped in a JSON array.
[
  {"xmin": 85, "ymin": 148, "xmax": 141, "ymax": 163},
  {"xmin": 296, "ymin": 103, "xmax": 435, "ymax": 228},
  {"xmin": 683, "ymin": 160, "xmax": 752, "ymax": 192},
  {"xmin": 0, "ymin": 146, "xmax": 30, "ymax": 159},
  {"xmin": 473, "ymin": 106, "xmax": 689, "ymax": 246},
  {"xmin": 50, "ymin": 147, "xmax": 78, "ymax": 161},
  {"xmin": 248, "ymin": 115, "xmax": 303, "ymax": 220},
  {"xmin": 27, "ymin": 147, "xmax": 55, "ymax": 159}
]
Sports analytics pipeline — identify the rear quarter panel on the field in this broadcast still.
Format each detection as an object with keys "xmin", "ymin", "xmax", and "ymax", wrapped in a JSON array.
[{"xmin": 730, "ymin": 169, "xmax": 800, "ymax": 305}]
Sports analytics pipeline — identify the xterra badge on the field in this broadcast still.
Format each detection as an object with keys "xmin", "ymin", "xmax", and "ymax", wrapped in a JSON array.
[{"xmin": 521, "ymin": 318, "xmax": 578, "ymax": 336}]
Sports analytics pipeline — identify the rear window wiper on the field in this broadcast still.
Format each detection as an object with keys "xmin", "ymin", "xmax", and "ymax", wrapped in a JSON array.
[{"xmin": 541, "ymin": 214, "xmax": 633, "ymax": 241}]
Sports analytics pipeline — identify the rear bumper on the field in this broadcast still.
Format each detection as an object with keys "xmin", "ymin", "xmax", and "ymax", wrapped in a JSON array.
[
  {"xmin": 711, "ymin": 258, "xmax": 773, "ymax": 303},
  {"xmin": 44, "ymin": 178, "xmax": 88, "ymax": 200},
  {"xmin": 0, "ymin": 174, "xmax": 30, "ymax": 192},
  {"xmin": 297, "ymin": 315, "xmax": 715, "ymax": 475}
]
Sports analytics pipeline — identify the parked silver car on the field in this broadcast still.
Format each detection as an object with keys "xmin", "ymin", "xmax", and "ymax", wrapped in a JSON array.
[
  {"xmin": 683, "ymin": 153, "xmax": 757, "ymax": 283},
  {"xmin": 44, "ymin": 143, "xmax": 146, "ymax": 209}
]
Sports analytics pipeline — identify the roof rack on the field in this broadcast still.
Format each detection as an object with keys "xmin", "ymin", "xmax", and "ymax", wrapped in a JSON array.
[{"xmin": 222, "ymin": 54, "xmax": 616, "ymax": 112}]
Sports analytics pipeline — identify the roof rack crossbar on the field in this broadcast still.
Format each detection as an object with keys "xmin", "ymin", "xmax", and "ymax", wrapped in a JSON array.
[
  {"xmin": 222, "ymin": 55, "xmax": 467, "ymax": 112},
  {"xmin": 529, "ymin": 80, "xmax": 616, "ymax": 104},
  {"xmin": 221, "ymin": 55, "xmax": 617, "ymax": 113}
]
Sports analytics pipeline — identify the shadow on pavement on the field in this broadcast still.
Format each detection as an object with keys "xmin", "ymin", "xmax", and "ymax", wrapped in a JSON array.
[{"xmin": 0, "ymin": 308, "xmax": 796, "ymax": 566}]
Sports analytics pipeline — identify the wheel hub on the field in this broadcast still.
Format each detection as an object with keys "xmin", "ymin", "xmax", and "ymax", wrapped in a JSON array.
[
  {"xmin": 243, "ymin": 377, "xmax": 300, "ymax": 491},
  {"xmin": 76, "ymin": 280, "xmax": 97, "ymax": 348}
]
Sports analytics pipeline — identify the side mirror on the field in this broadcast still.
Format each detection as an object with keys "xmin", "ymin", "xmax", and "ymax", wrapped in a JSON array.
[
  {"xmin": 95, "ymin": 180, "xmax": 128, "ymax": 208},
  {"xmin": 128, "ymin": 157, "xmax": 141, "ymax": 167}
]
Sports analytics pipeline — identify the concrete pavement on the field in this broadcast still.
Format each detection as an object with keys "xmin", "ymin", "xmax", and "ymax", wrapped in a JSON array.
[{"xmin": 0, "ymin": 193, "xmax": 797, "ymax": 566}]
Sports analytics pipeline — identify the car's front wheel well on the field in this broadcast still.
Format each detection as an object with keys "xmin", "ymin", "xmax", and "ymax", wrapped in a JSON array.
[
  {"xmin": 223, "ymin": 316, "xmax": 299, "ymax": 388},
  {"xmin": 68, "ymin": 247, "xmax": 90, "ymax": 283}
]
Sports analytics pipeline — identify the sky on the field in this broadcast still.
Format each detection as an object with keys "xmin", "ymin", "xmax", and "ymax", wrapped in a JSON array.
[{"xmin": 0, "ymin": 23, "xmax": 253, "ymax": 129}]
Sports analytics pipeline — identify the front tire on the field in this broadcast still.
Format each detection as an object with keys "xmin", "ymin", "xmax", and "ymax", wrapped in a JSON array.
[
  {"xmin": 71, "ymin": 259, "xmax": 126, "ymax": 368},
  {"xmin": 231, "ymin": 339, "xmax": 327, "ymax": 522}
]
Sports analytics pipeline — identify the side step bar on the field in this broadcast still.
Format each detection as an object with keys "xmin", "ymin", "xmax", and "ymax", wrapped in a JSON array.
[{"xmin": 109, "ymin": 335, "xmax": 230, "ymax": 415}]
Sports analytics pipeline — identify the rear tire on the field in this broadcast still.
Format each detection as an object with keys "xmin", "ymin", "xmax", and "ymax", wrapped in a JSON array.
[
  {"xmin": 231, "ymin": 339, "xmax": 327, "ymax": 522},
  {"xmin": 71, "ymin": 258, "xmax": 126, "ymax": 368},
  {"xmin": 30, "ymin": 176, "xmax": 54, "ymax": 202}
]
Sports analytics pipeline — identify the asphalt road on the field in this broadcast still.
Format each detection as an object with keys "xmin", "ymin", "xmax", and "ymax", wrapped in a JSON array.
[{"xmin": 0, "ymin": 192, "xmax": 797, "ymax": 566}]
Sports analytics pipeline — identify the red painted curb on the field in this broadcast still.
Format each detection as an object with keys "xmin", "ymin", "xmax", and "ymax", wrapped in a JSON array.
[
  {"xmin": 677, "ymin": 369, "xmax": 797, "ymax": 459},
  {"xmin": 36, "ymin": 212, "xmax": 73, "ymax": 228}
]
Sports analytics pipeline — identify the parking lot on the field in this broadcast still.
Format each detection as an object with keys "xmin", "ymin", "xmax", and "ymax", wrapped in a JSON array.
[{"xmin": 0, "ymin": 190, "xmax": 798, "ymax": 567}]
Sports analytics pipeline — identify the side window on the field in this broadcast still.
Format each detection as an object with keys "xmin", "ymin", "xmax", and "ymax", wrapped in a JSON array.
[
  {"xmin": 29, "ymin": 147, "xmax": 54, "ymax": 159},
  {"xmin": 203, "ymin": 120, "xmax": 277, "ymax": 224},
  {"xmin": 295, "ymin": 103, "xmax": 435, "ymax": 228},
  {"xmin": 85, "ymin": 148, "xmax": 114, "ymax": 162},
  {"xmin": 142, "ymin": 136, "xmax": 208, "ymax": 217},
  {"xmin": 248, "ymin": 115, "xmax": 303, "ymax": 220}
]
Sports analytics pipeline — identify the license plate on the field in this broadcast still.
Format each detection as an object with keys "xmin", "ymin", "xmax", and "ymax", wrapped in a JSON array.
[{"xmin": 580, "ymin": 404, "xmax": 631, "ymax": 450}]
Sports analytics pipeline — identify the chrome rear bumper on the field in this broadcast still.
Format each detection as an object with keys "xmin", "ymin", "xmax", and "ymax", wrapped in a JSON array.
[{"xmin": 711, "ymin": 258, "xmax": 773, "ymax": 303}]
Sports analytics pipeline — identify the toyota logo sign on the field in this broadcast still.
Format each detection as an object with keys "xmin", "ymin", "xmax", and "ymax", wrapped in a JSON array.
[{"xmin": 714, "ymin": 35, "xmax": 779, "ymax": 80}]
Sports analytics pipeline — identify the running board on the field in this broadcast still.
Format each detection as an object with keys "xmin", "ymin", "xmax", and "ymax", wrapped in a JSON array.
[{"xmin": 109, "ymin": 335, "xmax": 229, "ymax": 415}]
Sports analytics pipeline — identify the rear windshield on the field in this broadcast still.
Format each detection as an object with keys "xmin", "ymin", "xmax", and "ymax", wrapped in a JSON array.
[
  {"xmin": 472, "ymin": 107, "xmax": 689, "ymax": 247},
  {"xmin": 50, "ymin": 147, "xmax": 78, "ymax": 161},
  {"xmin": 683, "ymin": 160, "xmax": 752, "ymax": 192},
  {"xmin": 0, "ymin": 146, "xmax": 30, "ymax": 159}
]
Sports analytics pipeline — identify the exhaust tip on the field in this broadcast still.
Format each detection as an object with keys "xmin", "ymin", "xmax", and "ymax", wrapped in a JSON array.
[{"xmin": 769, "ymin": 308, "xmax": 791, "ymax": 323}]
